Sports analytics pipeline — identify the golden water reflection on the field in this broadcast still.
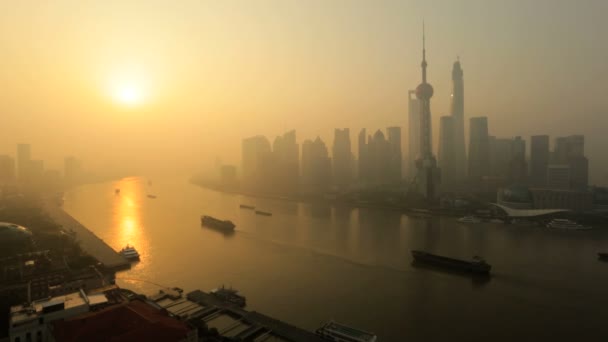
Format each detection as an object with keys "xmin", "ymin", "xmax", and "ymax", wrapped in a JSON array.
[{"xmin": 112, "ymin": 177, "xmax": 149, "ymax": 262}]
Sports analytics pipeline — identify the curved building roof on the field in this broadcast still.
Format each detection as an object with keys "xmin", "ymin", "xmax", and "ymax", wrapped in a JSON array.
[
  {"xmin": 0, "ymin": 222, "xmax": 32, "ymax": 236},
  {"xmin": 490, "ymin": 204, "xmax": 570, "ymax": 218}
]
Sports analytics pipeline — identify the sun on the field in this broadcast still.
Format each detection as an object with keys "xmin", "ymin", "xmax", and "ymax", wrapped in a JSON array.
[{"xmin": 113, "ymin": 83, "xmax": 144, "ymax": 106}]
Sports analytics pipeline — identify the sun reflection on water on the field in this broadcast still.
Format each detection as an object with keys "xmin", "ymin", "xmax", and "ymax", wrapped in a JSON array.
[{"xmin": 112, "ymin": 178, "xmax": 148, "ymax": 261}]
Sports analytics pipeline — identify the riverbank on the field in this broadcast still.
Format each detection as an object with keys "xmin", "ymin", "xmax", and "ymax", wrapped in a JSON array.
[{"xmin": 43, "ymin": 201, "xmax": 130, "ymax": 271}]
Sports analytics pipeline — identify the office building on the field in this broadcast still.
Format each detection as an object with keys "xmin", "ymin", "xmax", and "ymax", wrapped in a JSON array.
[
  {"xmin": 241, "ymin": 135, "xmax": 272, "ymax": 189},
  {"xmin": 530, "ymin": 135, "xmax": 550, "ymax": 186},
  {"xmin": 301, "ymin": 137, "xmax": 331, "ymax": 191},
  {"xmin": 332, "ymin": 128, "xmax": 352, "ymax": 187},
  {"xmin": 450, "ymin": 58, "xmax": 467, "ymax": 180},
  {"xmin": 438, "ymin": 116, "xmax": 455, "ymax": 184},
  {"xmin": 386, "ymin": 126, "xmax": 402, "ymax": 182},
  {"xmin": 468, "ymin": 117, "xmax": 490, "ymax": 181}
]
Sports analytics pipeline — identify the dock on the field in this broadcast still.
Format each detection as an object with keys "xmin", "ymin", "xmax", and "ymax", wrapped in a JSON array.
[
  {"xmin": 185, "ymin": 290, "xmax": 327, "ymax": 342},
  {"xmin": 43, "ymin": 202, "xmax": 130, "ymax": 271}
]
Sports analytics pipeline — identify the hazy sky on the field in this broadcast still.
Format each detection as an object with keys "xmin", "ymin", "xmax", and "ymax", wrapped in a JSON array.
[{"xmin": 0, "ymin": 1, "xmax": 607, "ymax": 183}]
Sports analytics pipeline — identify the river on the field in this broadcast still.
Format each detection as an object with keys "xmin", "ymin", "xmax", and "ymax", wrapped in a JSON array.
[{"xmin": 63, "ymin": 177, "xmax": 608, "ymax": 341}]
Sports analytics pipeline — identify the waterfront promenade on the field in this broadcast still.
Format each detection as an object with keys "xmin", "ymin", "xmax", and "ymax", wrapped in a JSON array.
[{"xmin": 43, "ymin": 201, "xmax": 130, "ymax": 271}]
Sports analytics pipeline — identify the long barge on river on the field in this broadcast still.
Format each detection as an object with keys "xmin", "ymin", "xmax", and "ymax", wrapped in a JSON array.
[{"xmin": 411, "ymin": 250, "xmax": 491, "ymax": 275}]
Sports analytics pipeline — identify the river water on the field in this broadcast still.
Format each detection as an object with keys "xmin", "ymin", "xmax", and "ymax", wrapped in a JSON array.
[{"xmin": 63, "ymin": 177, "xmax": 608, "ymax": 341}]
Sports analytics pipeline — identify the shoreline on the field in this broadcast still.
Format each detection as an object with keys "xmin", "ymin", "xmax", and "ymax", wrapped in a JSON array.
[{"xmin": 43, "ymin": 200, "xmax": 130, "ymax": 271}]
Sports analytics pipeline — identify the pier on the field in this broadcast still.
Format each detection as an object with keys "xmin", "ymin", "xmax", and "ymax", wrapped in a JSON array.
[{"xmin": 43, "ymin": 202, "xmax": 130, "ymax": 271}]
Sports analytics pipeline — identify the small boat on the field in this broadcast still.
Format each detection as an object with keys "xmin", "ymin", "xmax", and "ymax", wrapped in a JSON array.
[
  {"xmin": 210, "ymin": 285, "xmax": 246, "ymax": 307},
  {"xmin": 546, "ymin": 218, "xmax": 591, "ymax": 230},
  {"xmin": 147, "ymin": 194, "xmax": 157, "ymax": 199},
  {"xmin": 457, "ymin": 215, "xmax": 481, "ymax": 223},
  {"xmin": 255, "ymin": 210, "xmax": 272, "ymax": 216},
  {"xmin": 119, "ymin": 245, "xmax": 140, "ymax": 261},
  {"xmin": 315, "ymin": 320, "xmax": 377, "ymax": 342},
  {"xmin": 239, "ymin": 204, "xmax": 255, "ymax": 210},
  {"xmin": 115, "ymin": 188, "xmax": 120, "ymax": 195},
  {"xmin": 201, "ymin": 215, "xmax": 236, "ymax": 231},
  {"xmin": 598, "ymin": 253, "xmax": 608, "ymax": 261},
  {"xmin": 411, "ymin": 250, "xmax": 491, "ymax": 275}
]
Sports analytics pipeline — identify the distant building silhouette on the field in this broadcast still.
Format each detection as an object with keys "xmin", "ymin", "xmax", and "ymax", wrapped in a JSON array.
[
  {"xmin": 552, "ymin": 135, "xmax": 588, "ymax": 190},
  {"xmin": 530, "ymin": 135, "xmax": 550, "ymax": 186},
  {"xmin": 450, "ymin": 58, "xmax": 467, "ymax": 181},
  {"xmin": 220, "ymin": 165, "xmax": 237, "ymax": 187},
  {"xmin": 272, "ymin": 130, "xmax": 299, "ymax": 193},
  {"xmin": 488, "ymin": 136, "xmax": 512, "ymax": 179},
  {"xmin": 302, "ymin": 137, "xmax": 331, "ymax": 191},
  {"xmin": 407, "ymin": 90, "xmax": 420, "ymax": 179},
  {"xmin": 64, "ymin": 156, "xmax": 83, "ymax": 186},
  {"xmin": 0, "ymin": 155, "xmax": 15, "ymax": 184},
  {"xmin": 468, "ymin": 117, "xmax": 490, "ymax": 181},
  {"xmin": 17, "ymin": 143, "xmax": 31, "ymax": 181},
  {"xmin": 508, "ymin": 136, "xmax": 527, "ymax": 184},
  {"xmin": 368, "ymin": 130, "xmax": 391, "ymax": 185},
  {"xmin": 386, "ymin": 127, "xmax": 402, "ymax": 182},
  {"xmin": 358, "ymin": 129, "xmax": 369, "ymax": 184},
  {"xmin": 332, "ymin": 128, "xmax": 352, "ymax": 188},
  {"xmin": 546, "ymin": 164, "xmax": 571, "ymax": 190},
  {"xmin": 242, "ymin": 135, "xmax": 272, "ymax": 189},
  {"xmin": 438, "ymin": 116, "xmax": 455, "ymax": 184}
]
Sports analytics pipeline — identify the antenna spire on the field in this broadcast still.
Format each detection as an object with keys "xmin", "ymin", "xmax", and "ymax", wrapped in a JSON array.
[{"xmin": 421, "ymin": 20, "xmax": 428, "ymax": 83}]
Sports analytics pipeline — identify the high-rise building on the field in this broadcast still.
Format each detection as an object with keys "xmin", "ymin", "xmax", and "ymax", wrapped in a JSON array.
[
  {"xmin": 547, "ymin": 164, "xmax": 571, "ymax": 190},
  {"xmin": 450, "ymin": 58, "xmax": 467, "ymax": 180},
  {"xmin": 272, "ymin": 130, "xmax": 299, "ymax": 192},
  {"xmin": 468, "ymin": 117, "xmax": 490, "ymax": 181},
  {"xmin": 17, "ymin": 144, "xmax": 31, "ymax": 181},
  {"xmin": 414, "ymin": 24, "xmax": 440, "ymax": 199},
  {"xmin": 386, "ymin": 127, "xmax": 402, "ymax": 182},
  {"xmin": 332, "ymin": 128, "xmax": 352, "ymax": 187},
  {"xmin": 358, "ymin": 129, "xmax": 369, "ymax": 184},
  {"xmin": 367, "ymin": 130, "xmax": 392, "ymax": 185},
  {"xmin": 530, "ymin": 135, "xmax": 550, "ymax": 186},
  {"xmin": 553, "ymin": 135, "xmax": 588, "ymax": 190},
  {"xmin": 242, "ymin": 135, "xmax": 272, "ymax": 189},
  {"xmin": 408, "ymin": 90, "xmax": 420, "ymax": 179},
  {"xmin": 301, "ymin": 137, "xmax": 331, "ymax": 191},
  {"xmin": 508, "ymin": 136, "xmax": 527, "ymax": 183},
  {"xmin": 438, "ymin": 116, "xmax": 455, "ymax": 184},
  {"xmin": 0, "ymin": 155, "xmax": 15, "ymax": 184},
  {"xmin": 488, "ymin": 136, "xmax": 512, "ymax": 178}
]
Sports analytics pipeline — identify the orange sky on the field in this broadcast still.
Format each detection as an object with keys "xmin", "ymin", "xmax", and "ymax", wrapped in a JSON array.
[{"xmin": 0, "ymin": 1, "xmax": 606, "ymax": 184}]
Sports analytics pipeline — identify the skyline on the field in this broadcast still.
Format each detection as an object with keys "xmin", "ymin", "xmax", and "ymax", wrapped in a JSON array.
[{"xmin": 0, "ymin": 1, "xmax": 607, "ymax": 183}]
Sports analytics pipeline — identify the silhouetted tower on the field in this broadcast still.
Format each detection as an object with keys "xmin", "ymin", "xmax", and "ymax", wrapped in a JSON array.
[
  {"xmin": 450, "ymin": 58, "xmax": 467, "ymax": 180},
  {"xmin": 414, "ymin": 23, "xmax": 439, "ymax": 199}
]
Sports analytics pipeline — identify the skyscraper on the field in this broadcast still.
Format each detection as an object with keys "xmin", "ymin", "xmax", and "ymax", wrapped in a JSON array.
[
  {"xmin": 358, "ymin": 129, "xmax": 369, "ymax": 184},
  {"xmin": 17, "ymin": 143, "xmax": 31, "ymax": 181},
  {"xmin": 407, "ymin": 90, "xmax": 420, "ymax": 179},
  {"xmin": 332, "ymin": 128, "xmax": 352, "ymax": 187},
  {"xmin": 553, "ymin": 135, "xmax": 588, "ymax": 190},
  {"xmin": 242, "ymin": 135, "xmax": 272, "ymax": 189},
  {"xmin": 508, "ymin": 136, "xmax": 527, "ymax": 183},
  {"xmin": 438, "ymin": 116, "xmax": 455, "ymax": 183},
  {"xmin": 450, "ymin": 58, "xmax": 467, "ymax": 180},
  {"xmin": 530, "ymin": 135, "xmax": 550, "ymax": 186},
  {"xmin": 414, "ymin": 24, "xmax": 440, "ymax": 199},
  {"xmin": 272, "ymin": 130, "xmax": 299, "ymax": 193},
  {"xmin": 468, "ymin": 117, "xmax": 490, "ymax": 181},
  {"xmin": 301, "ymin": 137, "xmax": 331, "ymax": 191},
  {"xmin": 386, "ymin": 127, "xmax": 402, "ymax": 182}
]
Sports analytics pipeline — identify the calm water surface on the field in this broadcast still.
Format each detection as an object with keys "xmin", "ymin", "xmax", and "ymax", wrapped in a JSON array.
[{"xmin": 63, "ymin": 177, "xmax": 608, "ymax": 341}]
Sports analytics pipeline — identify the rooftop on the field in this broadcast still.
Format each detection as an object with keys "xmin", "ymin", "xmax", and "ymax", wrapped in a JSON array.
[
  {"xmin": 52, "ymin": 299, "xmax": 192, "ymax": 342},
  {"xmin": 11, "ymin": 290, "xmax": 91, "ymax": 325}
]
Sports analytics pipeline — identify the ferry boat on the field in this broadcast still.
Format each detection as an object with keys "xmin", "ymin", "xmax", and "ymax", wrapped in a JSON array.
[
  {"xmin": 239, "ymin": 204, "xmax": 255, "ymax": 210},
  {"xmin": 201, "ymin": 215, "xmax": 236, "ymax": 231},
  {"xmin": 411, "ymin": 250, "xmax": 491, "ymax": 275},
  {"xmin": 255, "ymin": 210, "xmax": 272, "ymax": 216},
  {"xmin": 546, "ymin": 218, "xmax": 591, "ymax": 230},
  {"xmin": 210, "ymin": 285, "xmax": 246, "ymax": 307},
  {"xmin": 315, "ymin": 321, "xmax": 377, "ymax": 342},
  {"xmin": 119, "ymin": 245, "xmax": 140, "ymax": 261},
  {"xmin": 597, "ymin": 252, "xmax": 608, "ymax": 261},
  {"xmin": 457, "ymin": 215, "xmax": 482, "ymax": 223}
]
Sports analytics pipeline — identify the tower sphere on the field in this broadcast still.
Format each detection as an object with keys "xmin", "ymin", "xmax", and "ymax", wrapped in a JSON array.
[{"xmin": 416, "ymin": 82, "xmax": 434, "ymax": 100}]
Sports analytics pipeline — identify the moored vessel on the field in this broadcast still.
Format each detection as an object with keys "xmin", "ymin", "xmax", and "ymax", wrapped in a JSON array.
[
  {"xmin": 255, "ymin": 210, "xmax": 272, "ymax": 216},
  {"xmin": 201, "ymin": 215, "xmax": 236, "ymax": 231},
  {"xmin": 210, "ymin": 285, "xmax": 246, "ymax": 307},
  {"xmin": 411, "ymin": 250, "xmax": 491, "ymax": 275},
  {"xmin": 458, "ymin": 215, "xmax": 481, "ymax": 223},
  {"xmin": 546, "ymin": 218, "xmax": 591, "ymax": 230},
  {"xmin": 239, "ymin": 204, "xmax": 255, "ymax": 210},
  {"xmin": 119, "ymin": 245, "xmax": 140, "ymax": 261},
  {"xmin": 315, "ymin": 320, "xmax": 377, "ymax": 342}
]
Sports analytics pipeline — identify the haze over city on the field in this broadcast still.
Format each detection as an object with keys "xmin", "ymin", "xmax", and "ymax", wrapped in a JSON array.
[{"xmin": 1, "ymin": 0, "xmax": 607, "ymax": 183}]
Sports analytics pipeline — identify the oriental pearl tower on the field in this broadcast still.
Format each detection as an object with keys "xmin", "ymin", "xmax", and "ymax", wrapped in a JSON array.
[{"xmin": 415, "ymin": 23, "xmax": 440, "ymax": 200}]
